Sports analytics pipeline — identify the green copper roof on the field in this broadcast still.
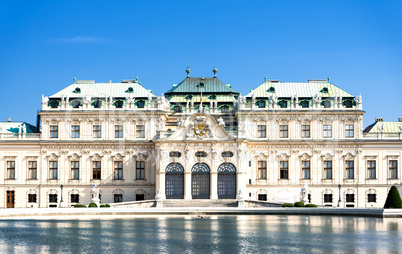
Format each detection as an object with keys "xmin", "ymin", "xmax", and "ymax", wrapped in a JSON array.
[
  {"xmin": 50, "ymin": 82, "xmax": 154, "ymax": 98},
  {"xmin": 0, "ymin": 122, "xmax": 38, "ymax": 133},
  {"xmin": 165, "ymin": 77, "xmax": 239, "ymax": 94},
  {"xmin": 246, "ymin": 81, "xmax": 354, "ymax": 98},
  {"xmin": 168, "ymin": 94, "xmax": 236, "ymax": 103},
  {"xmin": 365, "ymin": 121, "xmax": 402, "ymax": 134}
]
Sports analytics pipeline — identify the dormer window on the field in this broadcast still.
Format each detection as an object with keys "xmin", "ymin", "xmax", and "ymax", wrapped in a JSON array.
[
  {"xmin": 71, "ymin": 100, "xmax": 81, "ymax": 108},
  {"xmin": 126, "ymin": 87, "xmax": 134, "ymax": 93},
  {"xmin": 279, "ymin": 100, "xmax": 287, "ymax": 108},
  {"xmin": 267, "ymin": 87, "xmax": 275, "ymax": 93},
  {"xmin": 209, "ymin": 94, "xmax": 216, "ymax": 100},
  {"xmin": 198, "ymin": 82, "xmax": 205, "ymax": 88},
  {"xmin": 220, "ymin": 105, "xmax": 229, "ymax": 113},
  {"xmin": 173, "ymin": 105, "xmax": 182, "ymax": 113},
  {"xmin": 93, "ymin": 100, "xmax": 102, "ymax": 108},
  {"xmin": 49, "ymin": 100, "xmax": 59, "ymax": 108},
  {"xmin": 301, "ymin": 100, "xmax": 309, "ymax": 108},
  {"xmin": 137, "ymin": 100, "xmax": 145, "ymax": 108},
  {"xmin": 344, "ymin": 100, "xmax": 353, "ymax": 108},
  {"xmin": 115, "ymin": 100, "xmax": 124, "ymax": 108},
  {"xmin": 257, "ymin": 100, "xmax": 265, "ymax": 108},
  {"xmin": 73, "ymin": 87, "xmax": 81, "ymax": 93},
  {"xmin": 321, "ymin": 87, "xmax": 329, "ymax": 93}
]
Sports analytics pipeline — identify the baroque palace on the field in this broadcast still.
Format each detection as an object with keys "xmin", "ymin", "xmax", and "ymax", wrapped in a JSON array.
[{"xmin": 1, "ymin": 67, "xmax": 401, "ymax": 208}]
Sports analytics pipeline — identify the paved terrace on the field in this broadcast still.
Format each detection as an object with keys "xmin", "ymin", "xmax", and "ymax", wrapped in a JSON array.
[{"xmin": 0, "ymin": 207, "xmax": 401, "ymax": 219}]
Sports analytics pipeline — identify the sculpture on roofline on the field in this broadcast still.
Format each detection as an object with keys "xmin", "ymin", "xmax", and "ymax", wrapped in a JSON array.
[{"xmin": 217, "ymin": 117, "xmax": 225, "ymax": 126}]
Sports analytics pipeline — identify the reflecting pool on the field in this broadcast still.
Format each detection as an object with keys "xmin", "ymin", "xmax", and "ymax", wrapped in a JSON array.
[{"xmin": 0, "ymin": 215, "xmax": 401, "ymax": 253}]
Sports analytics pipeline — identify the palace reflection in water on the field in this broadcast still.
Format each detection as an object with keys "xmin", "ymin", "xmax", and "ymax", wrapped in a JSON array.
[{"xmin": 0, "ymin": 215, "xmax": 401, "ymax": 253}]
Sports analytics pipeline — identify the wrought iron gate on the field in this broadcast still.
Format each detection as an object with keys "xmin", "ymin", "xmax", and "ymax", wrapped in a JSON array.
[
  {"xmin": 165, "ymin": 163, "xmax": 184, "ymax": 199},
  {"xmin": 191, "ymin": 163, "xmax": 210, "ymax": 199},
  {"xmin": 217, "ymin": 163, "xmax": 236, "ymax": 199}
]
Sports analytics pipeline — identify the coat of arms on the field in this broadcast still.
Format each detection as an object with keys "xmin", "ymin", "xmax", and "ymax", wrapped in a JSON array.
[{"xmin": 187, "ymin": 116, "xmax": 213, "ymax": 138}]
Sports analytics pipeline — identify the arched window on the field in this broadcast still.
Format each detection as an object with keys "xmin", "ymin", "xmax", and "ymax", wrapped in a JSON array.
[
  {"xmin": 195, "ymin": 151, "xmax": 207, "ymax": 158},
  {"xmin": 301, "ymin": 100, "xmax": 309, "ymax": 108},
  {"xmin": 93, "ymin": 100, "xmax": 102, "ymax": 108},
  {"xmin": 73, "ymin": 87, "xmax": 81, "ymax": 93},
  {"xmin": 321, "ymin": 87, "xmax": 329, "ymax": 93},
  {"xmin": 127, "ymin": 87, "xmax": 134, "ymax": 93},
  {"xmin": 115, "ymin": 100, "xmax": 124, "ymax": 108},
  {"xmin": 71, "ymin": 100, "xmax": 81, "ymax": 108},
  {"xmin": 220, "ymin": 106, "xmax": 229, "ymax": 113},
  {"xmin": 343, "ymin": 100, "xmax": 353, "ymax": 108},
  {"xmin": 323, "ymin": 100, "xmax": 331, "ymax": 108},
  {"xmin": 49, "ymin": 100, "xmax": 59, "ymax": 108},
  {"xmin": 221, "ymin": 151, "xmax": 234, "ymax": 158},
  {"xmin": 257, "ymin": 100, "xmax": 265, "ymax": 108},
  {"xmin": 279, "ymin": 100, "xmax": 287, "ymax": 108}
]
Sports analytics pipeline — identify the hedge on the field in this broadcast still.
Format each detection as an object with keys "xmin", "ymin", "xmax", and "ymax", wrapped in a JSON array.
[
  {"xmin": 282, "ymin": 203, "xmax": 294, "ymax": 207},
  {"xmin": 384, "ymin": 186, "xmax": 402, "ymax": 209},
  {"xmin": 294, "ymin": 202, "xmax": 305, "ymax": 207}
]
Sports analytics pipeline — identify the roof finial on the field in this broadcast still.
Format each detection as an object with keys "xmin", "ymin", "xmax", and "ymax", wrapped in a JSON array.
[
  {"xmin": 327, "ymin": 76, "xmax": 330, "ymax": 83},
  {"xmin": 264, "ymin": 76, "xmax": 267, "ymax": 82},
  {"xmin": 213, "ymin": 65, "xmax": 218, "ymax": 78},
  {"xmin": 186, "ymin": 66, "xmax": 191, "ymax": 78},
  {"xmin": 73, "ymin": 77, "xmax": 77, "ymax": 84}
]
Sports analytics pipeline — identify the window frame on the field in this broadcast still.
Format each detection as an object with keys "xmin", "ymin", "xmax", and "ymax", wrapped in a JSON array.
[
  {"xmin": 93, "ymin": 125, "xmax": 101, "ymax": 138},
  {"xmin": 50, "ymin": 125, "xmax": 58, "ymax": 138},
  {"xmin": 114, "ymin": 194, "xmax": 123, "ymax": 203},
  {"xmin": 49, "ymin": 194, "xmax": 58, "ymax": 203},
  {"xmin": 115, "ymin": 125, "xmax": 123, "ymax": 138},
  {"xmin": 71, "ymin": 125, "xmax": 80, "ymax": 138},
  {"xmin": 71, "ymin": 161, "xmax": 80, "ymax": 180},
  {"xmin": 71, "ymin": 194, "xmax": 80, "ymax": 203},
  {"xmin": 28, "ymin": 194, "xmax": 37, "ymax": 203},
  {"xmin": 346, "ymin": 194, "xmax": 355, "ymax": 203},
  {"xmin": 49, "ymin": 161, "xmax": 58, "ymax": 179},
  {"xmin": 367, "ymin": 160, "xmax": 376, "ymax": 179},
  {"xmin": 279, "ymin": 125, "xmax": 288, "ymax": 138},
  {"xmin": 345, "ymin": 124, "xmax": 354, "ymax": 138},
  {"xmin": 345, "ymin": 160, "xmax": 354, "ymax": 179},
  {"xmin": 280, "ymin": 161, "xmax": 289, "ymax": 179},
  {"xmin": 136, "ymin": 125, "xmax": 145, "ymax": 138},
  {"xmin": 324, "ymin": 194, "xmax": 333, "ymax": 203},
  {"xmin": 7, "ymin": 161, "xmax": 15, "ymax": 179},
  {"xmin": 114, "ymin": 161, "xmax": 123, "ymax": 180},
  {"xmin": 323, "ymin": 124, "xmax": 332, "ymax": 138},
  {"xmin": 93, "ymin": 161, "xmax": 101, "ymax": 180},
  {"xmin": 136, "ymin": 161, "xmax": 145, "ymax": 180},
  {"xmin": 257, "ymin": 125, "xmax": 266, "ymax": 138},
  {"xmin": 368, "ymin": 193, "xmax": 377, "ymax": 203},
  {"xmin": 28, "ymin": 161, "xmax": 37, "ymax": 179},
  {"xmin": 302, "ymin": 161, "xmax": 310, "ymax": 179},
  {"xmin": 301, "ymin": 125, "xmax": 310, "ymax": 138},
  {"xmin": 389, "ymin": 160, "xmax": 398, "ymax": 179},
  {"xmin": 324, "ymin": 161, "xmax": 332, "ymax": 179},
  {"xmin": 258, "ymin": 161, "xmax": 267, "ymax": 179}
]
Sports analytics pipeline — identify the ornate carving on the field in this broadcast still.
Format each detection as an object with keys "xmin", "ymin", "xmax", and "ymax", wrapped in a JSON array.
[{"xmin": 187, "ymin": 116, "xmax": 213, "ymax": 138}]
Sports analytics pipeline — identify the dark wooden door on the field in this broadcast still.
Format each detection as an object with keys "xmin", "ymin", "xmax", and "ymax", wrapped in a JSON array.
[{"xmin": 6, "ymin": 191, "xmax": 15, "ymax": 208}]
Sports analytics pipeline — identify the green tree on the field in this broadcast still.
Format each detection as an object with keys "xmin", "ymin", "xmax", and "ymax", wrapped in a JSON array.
[{"xmin": 384, "ymin": 186, "xmax": 402, "ymax": 209}]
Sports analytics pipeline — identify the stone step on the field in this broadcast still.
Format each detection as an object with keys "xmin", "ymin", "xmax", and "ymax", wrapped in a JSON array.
[{"xmin": 163, "ymin": 199, "xmax": 238, "ymax": 207}]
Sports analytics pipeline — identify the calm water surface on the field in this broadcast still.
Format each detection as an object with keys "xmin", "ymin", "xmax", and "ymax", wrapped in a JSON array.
[{"xmin": 0, "ymin": 215, "xmax": 401, "ymax": 253}]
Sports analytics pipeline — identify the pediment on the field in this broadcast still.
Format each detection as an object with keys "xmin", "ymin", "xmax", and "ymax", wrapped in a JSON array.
[{"xmin": 161, "ymin": 113, "xmax": 236, "ymax": 142}]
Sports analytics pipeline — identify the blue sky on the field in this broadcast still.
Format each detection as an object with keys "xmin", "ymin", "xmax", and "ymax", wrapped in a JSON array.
[{"xmin": 0, "ymin": 1, "xmax": 401, "ymax": 126}]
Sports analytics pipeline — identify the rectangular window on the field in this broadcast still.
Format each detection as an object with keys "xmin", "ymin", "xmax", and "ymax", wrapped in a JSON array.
[
  {"xmin": 301, "ymin": 125, "xmax": 310, "ymax": 138},
  {"xmin": 7, "ymin": 161, "xmax": 15, "ymax": 179},
  {"xmin": 114, "ymin": 194, "xmax": 123, "ymax": 203},
  {"xmin": 136, "ymin": 125, "xmax": 145, "ymax": 138},
  {"xmin": 258, "ymin": 194, "xmax": 267, "ymax": 201},
  {"xmin": 49, "ymin": 161, "xmax": 58, "ymax": 179},
  {"xmin": 28, "ymin": 194, "xmax": 37, "ymax": 203},
  {"xmin": 324, "ymin": 161, "xmax": 332, "ymax": 179},
  {"xmin": 324, "ymin": 194, "xmax": 333, "ymax": 203},
  {"xmin": 93, "ymin": 125, "xmax": 101, "ymax": 138},
  {"xmin": 49, "ymin": 194, "xmax": 58, "ymax": 203},
  {"xmin": 346, "ymin": 194, "xmax": 355, "ymax": 203},
  {"xmin": 279, "ymin": 125, "xmax": 288, "ymax": 138},
  {"xmin": 71, "ymin": 194, "xmax": 79, "ymax": 203},
  {"xmin": 346, "ymin": 161, "xmax": 354, "ymax": 179},
  {"xmin": 345, "ymin": 124, "xmax": 354, "ymax": 138},
  {"xmin": 115, "ymin": 125, "xmax": 123, "ymax": 138},
  {"xmin": 71, "ymin": 125, "xmax": 80, "ymax": 138},
  {"xmin": 93, "ymin": 161, "xmax": 101, "ymax": 180},
  {"xmin": 28, "ymin": 161, "xmax": 37, "ymax": 179},
  {"xmin": 323, "ymin": 125, "xmax": 332, "ymax": 138},
  {"xmin": 114, "ymin": 161, "xmax": 123, "ymax": 180},
  {"xmin": 302, "ymin": 161, "xmax": 310, "ymax": 179},
  {"xmin": 136, "ymin": 161, "xmax": 145, "ymax": 180},
  {"xmin": 258, "ymin": 161, "xmax": 267, "ymax": 179},
  {"xmin": 368, "ymin": 194, "xmax": 376, "ymax": 203},
  {"xmin": 50, "ymin": 126, "xmax": 58, "ymax": 138},
  {"xmin": 280, "ymin": 161, "xmax": 288, "ymax": 179},
  {"xmin": 389, "ymin": 160, "xmax": 398, "ymax": 179},
  {"xmin": 257, "ymin": 125, "xmax": 266, "ymax": 138},
  {"xmin": 71, "ymin": 161, "xmax": 79, "ymax": 180},
  {"xmin": 367, "ymin": 160, "xmax": 376, "ymax": 179}
]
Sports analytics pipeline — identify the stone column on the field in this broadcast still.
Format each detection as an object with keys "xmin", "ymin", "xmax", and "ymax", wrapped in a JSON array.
[{"xmin": 184, "ymin": 172, "xmax": 192, "ymax": 200}]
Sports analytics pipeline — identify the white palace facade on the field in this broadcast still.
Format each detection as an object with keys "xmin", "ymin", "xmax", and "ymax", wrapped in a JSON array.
[{"xmin": 0, "ymin": 68, "xmax": 401, "ymax": 208}]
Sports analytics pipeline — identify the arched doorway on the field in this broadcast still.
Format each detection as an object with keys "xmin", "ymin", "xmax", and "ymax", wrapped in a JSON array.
[
  {"xmin": 217, "ymin": 163, "xmax": 236, "ymax": 199},
  {"xmin": 191, "ymin": 163, "xmax": 210, "ymax": 199},
  {"xmin": 165, "ymin": 163, "xmax": 184, "ymax": 199}
]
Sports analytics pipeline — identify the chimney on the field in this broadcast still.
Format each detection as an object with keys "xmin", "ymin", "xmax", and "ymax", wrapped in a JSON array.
[
  {"xmin": 375, "ymin": 118, "xmax": 383, "ymax": 122},
  {"xmin": 7, "ymin": 117, "xmax": 11, "ymax": 122}
]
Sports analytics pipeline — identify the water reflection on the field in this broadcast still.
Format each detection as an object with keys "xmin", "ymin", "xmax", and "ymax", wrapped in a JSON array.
[{"xmin": 0, "ymin": 215, "xmax": 401, "ymax": 253}]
